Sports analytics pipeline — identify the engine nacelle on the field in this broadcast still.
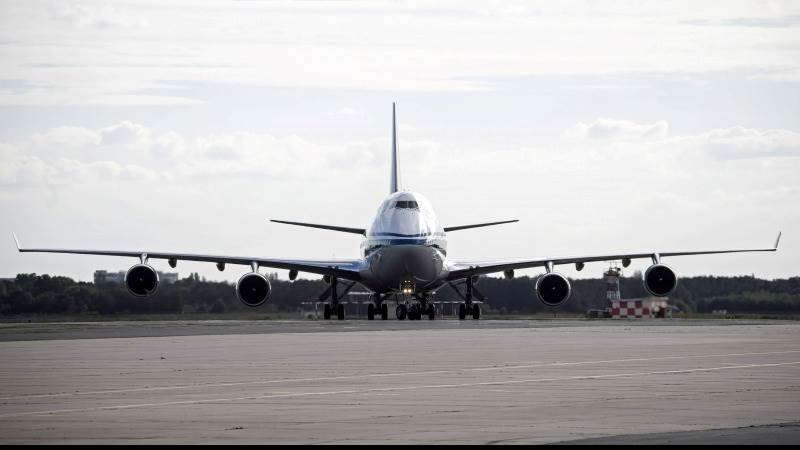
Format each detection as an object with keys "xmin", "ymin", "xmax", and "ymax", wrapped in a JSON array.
[
  {"xmin": 236, "ymin": 272, "xmax": 271, "ymax": 307},
  {"xmin": 125, "ymin": 264, "xmax": 159, "ymax": 297},
  {"xmin": 535, "ymin": 272, "xmax": 571, "ymax": 306},
  {"xmin": 643, "ymin": 264, "xmax": 677, "ymax": 297}
]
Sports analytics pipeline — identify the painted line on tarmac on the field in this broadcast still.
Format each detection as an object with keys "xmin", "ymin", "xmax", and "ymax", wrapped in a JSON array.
[
  {"xmin": 1, "ymin": 350, "xmax": 798, "ymax": 401},
  {"xmin": 1, "ymin": 361, "xmax": 799, "ymax": 418}
]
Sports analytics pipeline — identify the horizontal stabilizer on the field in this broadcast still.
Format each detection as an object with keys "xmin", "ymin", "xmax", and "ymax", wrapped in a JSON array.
[
  {"xmin": 270, "ymin": 220, "xmax": 366, "ymax": 236},
  {"xmin": 444, "ymin": 220, "xmax": 518, "ymax": 233}
]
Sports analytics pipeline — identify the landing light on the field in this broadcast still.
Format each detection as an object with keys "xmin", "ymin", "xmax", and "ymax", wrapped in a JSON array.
[{"xmin": 400, "ymin": 279, "xmax": 415, "ymax": 294}]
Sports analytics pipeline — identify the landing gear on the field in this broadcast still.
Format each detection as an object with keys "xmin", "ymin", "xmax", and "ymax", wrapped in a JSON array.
[
  {"xmin": 472, "ymin": 304, "xmax": 481, "ymax": 320},
  {"xmin": 408, "ymin": 304, "xmax": 420, "ymax": 320},
  {"xmin": 427, "ymin": 303, "xmax": 436, "ymax": 320},
  {"xmin": 396, "ymin": 304, "xmax": 407, "ymax": 320},
  {"xmin": 324, "ymin": 303, "xmax": 332, "ymax": 320},
  {"xmin": 453, "ymin": 276, "xmax": 481, "ymax": 320},
  {"xmin": 318, "ymin": 276, "xmax": 357, "ymax": 320},
  {"xmin": 337, "ymin": 303, "xmax": 345, "ymax": 320},
  {"xmin": 369, "ymin": 293, "xmax": 389, "ymax": 321}
]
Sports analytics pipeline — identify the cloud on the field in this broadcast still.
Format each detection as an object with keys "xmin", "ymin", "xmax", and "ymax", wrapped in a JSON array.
[
  {"xmin": 52, "ymin": 3, "xmax": 149, "ymax": 30},
  {"xmin": 99, "ymin": 121, "xmax": 151, "ymax": 146},
  {"xmin": 32, "ymin": 126, "xmax": 102, "ymax": 149},
  {"xmin": 327, "ymin": 107, "xmax": 360, "ymax": 117},
  {"xmin": 2, "ymin": 1, "xmax": 800, "ymax": 105},
  {"xmin": 0, "ymin": 121, "xmax": 448, "ymax": 187},
  {"xmin": 568, "ymin": 118, "xmax": 669, "ymax": 141},
  {"xmin": 669, "ymin": 126, "xmax": 800, "ymax": 159},
  {"xmin": 0, "ymin": 155, "xmax": 158, "ymax": 187},
  {"xmin": 565, "ymin": 118, "xmax": 800, "ymax": 160}
]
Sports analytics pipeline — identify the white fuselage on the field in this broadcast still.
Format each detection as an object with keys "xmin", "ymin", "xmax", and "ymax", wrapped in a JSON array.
[{"xmin": 358, "ymin": 191, "xmax": 448, "ymax": 294}]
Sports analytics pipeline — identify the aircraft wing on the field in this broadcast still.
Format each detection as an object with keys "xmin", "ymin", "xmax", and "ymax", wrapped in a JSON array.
[
  {"xmin": 447, "ymin": 232, "xmax": 781, "ymax": 281},
  {"xmin": 13, "ymin": 234, "xmax": 364, "ymax": 281}
]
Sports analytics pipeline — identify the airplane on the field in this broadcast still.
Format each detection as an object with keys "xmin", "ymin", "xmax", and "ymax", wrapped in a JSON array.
[{"xmin": 14, "ymin": 103, "xmax": 781, "ymax": 321}]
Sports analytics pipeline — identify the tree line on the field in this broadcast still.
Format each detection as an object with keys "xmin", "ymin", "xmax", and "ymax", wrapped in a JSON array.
[{"xmin": 1, "ymin": 272, "xmax": 799, "ymax": 317}]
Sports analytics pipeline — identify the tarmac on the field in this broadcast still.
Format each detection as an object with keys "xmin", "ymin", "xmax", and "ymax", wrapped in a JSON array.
[{"xmin": 0, "ymin": 319, "xmax": 798, "ymax": 444}]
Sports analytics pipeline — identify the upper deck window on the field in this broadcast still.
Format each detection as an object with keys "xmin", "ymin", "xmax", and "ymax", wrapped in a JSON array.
[{"xmin": 394, "ymin": 200, "xmax": 419, "ymax": 209}]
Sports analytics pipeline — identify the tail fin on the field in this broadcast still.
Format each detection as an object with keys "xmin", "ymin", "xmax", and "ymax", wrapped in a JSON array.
[{"xmin": 390, "ymin": 102, "xmax": 400, "ymax": 194}]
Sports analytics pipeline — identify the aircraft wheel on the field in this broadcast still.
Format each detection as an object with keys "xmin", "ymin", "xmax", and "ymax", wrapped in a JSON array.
[
  {"xmin": 408, "ymin": 304, "xmax": 418, "ymax": 320},
  {"xmin": 337, "ymin": 303, "xmax": 345, "ymax": 320},
  {"xmin": 381, "ymin": 303, "xmax": 389, "ymax": 320},
  {"xmin": 323, "ymin": 303, "xmax": 332, "ymax": 320},
  {"xmin": 427, "ymin": 304, "xmax": 436, "ymax": 320},
  {"xmin": 472, "ymin": 304, "xmax": 481, "ymax": 320},
  {"xmin": 458, "ymin": 303, "xmax": 466, "ymax": 320},
  {"xmin": 396, "ymin": 304, "xmax": 407, "ymax": 321},
  {"xmin": 367, "ymin": 303, "xmax": 375, "ymax": 320}
]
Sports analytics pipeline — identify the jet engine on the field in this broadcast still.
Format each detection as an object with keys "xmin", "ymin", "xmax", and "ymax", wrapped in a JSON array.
[
  {"xmin": 643, "ymin": 264, "xmax": 677, "ymax": 297},
  {"xmin": 125, "ymin": 264, "xmax": 159, "ymax": 297},
  {"xmin": 236, "ymin": 272, "xmax": 271, "ymax": 307},
  {"xmin": 535, "ymin": 272, "xmax": 571, "ymax": 306}
]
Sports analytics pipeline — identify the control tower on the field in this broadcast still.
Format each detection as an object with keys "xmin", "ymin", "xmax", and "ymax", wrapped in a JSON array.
[{"xmin": 604, "ymin": 264, "xmax": 622, "ymax": 304}]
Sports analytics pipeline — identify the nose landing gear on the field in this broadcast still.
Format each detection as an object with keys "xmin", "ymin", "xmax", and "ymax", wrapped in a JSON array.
[{"xmin": 396, "ymin": 294, "xmax": 436, "ymax": 320}]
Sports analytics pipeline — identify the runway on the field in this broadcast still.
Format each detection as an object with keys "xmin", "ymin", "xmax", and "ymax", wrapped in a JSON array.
[{"xmin": 1, "ymin": 320, "xmax": 799, "ymax": 444}]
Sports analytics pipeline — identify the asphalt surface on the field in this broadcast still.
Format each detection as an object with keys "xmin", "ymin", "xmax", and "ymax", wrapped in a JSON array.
[{"xmin": 0, "ymin": 320, "xmax": 798, "ymax": 444}]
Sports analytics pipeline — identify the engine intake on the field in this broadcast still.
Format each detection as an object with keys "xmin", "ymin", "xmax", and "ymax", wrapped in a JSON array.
[
  {"xmin": 236, "ymin": 272, "xmax": 271, "ymax": 307},
  {"xmin": 643, "ymin": 264, "xmax": 677, "ymax": 297},
  {"xmin": 535, "ymin": 272, "xmax": 571, "ymax": 306},
  {"xmin": 125, "ymin": 264, "xmax": 159, "ymax": 297}
]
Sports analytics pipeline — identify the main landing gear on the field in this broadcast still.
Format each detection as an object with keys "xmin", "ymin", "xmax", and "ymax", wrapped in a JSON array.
[
  {"xmin": 320, "ymin": 276, "xmax": 356, "ymax": 320},
  {"xmin": 367, "ymin": 294, "xmax": 389, "ymax": 321},
  {"xmin": 449, "ymin": 277, "xmax": 483, "ymax": 320}
]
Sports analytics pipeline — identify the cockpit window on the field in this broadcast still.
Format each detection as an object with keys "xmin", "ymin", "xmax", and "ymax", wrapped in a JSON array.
[{"xmin": 394, "ymin": 200, "xmax": 419, "ymax": 209}]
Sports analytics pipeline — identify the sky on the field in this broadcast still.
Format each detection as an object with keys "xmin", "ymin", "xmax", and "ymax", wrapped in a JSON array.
[{"xmin": 1, "ymin": 0, "xmax": 798, "ymax": 283}]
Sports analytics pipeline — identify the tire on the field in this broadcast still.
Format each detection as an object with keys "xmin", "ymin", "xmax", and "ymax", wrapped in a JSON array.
[
  {"xmin": 337, "ymin": 303, "xmax": 345, "ymax": 320},
  {"xmin": 472, "ymin": 304, "xmax": 481, "ymax": 320},
  {"xmin": 427, "ymin": 304, "xmax": 436, "ymax": 320},
  {"xmin": 381, "ymin": 303, "xmax": 389, "ymax": 320},
  {"xmin": 408, "ymin": 305, "xmax": 418, "ymax": 320},
  {"xmin": 396, "ymin": 304, "xmax": 407, "ymax": 321},
  {"xmin": 367, "ymin": 303, "xmax": 375, "ymax": 320},
  {"xmin": 458, "ymin": 303, "xmax": 466, "ymax": 320},
  {"xmin": 323, "ymin": 303, "xmax": 332, "ymax": 320}
]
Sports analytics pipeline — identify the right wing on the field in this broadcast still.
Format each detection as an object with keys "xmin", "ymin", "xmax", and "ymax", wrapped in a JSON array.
[{"xmin": 13, "ymin": 234, "xmax": 364, "ymax": 281}]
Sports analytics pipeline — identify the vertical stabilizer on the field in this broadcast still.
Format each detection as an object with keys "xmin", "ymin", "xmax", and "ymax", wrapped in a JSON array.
[{"xmin": 390, "ymin": 102, "xmax": 399, "ymax": 194}]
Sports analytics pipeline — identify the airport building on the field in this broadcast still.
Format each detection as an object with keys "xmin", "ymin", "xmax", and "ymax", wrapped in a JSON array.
[{"xmin": 94, "ymin": 270, "xmax": 179, "ymax": 285}]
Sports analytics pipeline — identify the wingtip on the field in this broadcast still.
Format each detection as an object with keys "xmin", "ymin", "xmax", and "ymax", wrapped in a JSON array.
[
  {"xmin": 12, "ymin": 232, "xmax": 20, "ymax": 251},
  {"xmin": 774, "ymin": 231, "xmax": 782, "ymax": 250}
]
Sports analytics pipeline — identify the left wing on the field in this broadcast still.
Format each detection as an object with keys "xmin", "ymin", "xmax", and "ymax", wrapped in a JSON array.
[
  {"xmin": 447, "ymin": 232, "xmax": 781, "ymax": 281},
  {"xmin": 13, "ymin": 234, "xmax": 364, "ymax": 281}
]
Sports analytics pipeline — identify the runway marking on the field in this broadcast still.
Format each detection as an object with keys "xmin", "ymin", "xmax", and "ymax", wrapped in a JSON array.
[
  {"xmin": 1, "ymin": 349, "xmax": 798, "ymax": 401},
  {"xmin": 1, "ymin": 361, "xmax": 798, "ymax": 418}
]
